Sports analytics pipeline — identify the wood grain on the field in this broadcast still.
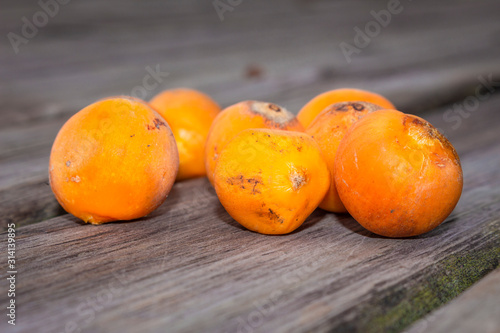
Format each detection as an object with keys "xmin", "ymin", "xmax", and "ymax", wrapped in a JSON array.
[
  {"xmin": 405, "ymin": 268, "xmax": 500, "ymax": 333},
  {"xmin": 0, "ymin": 122, "xmax": 499, "ymax": 333},
  {"xmin": 1, "ymin": 1, "xmax": 500, "ymax": 332}
]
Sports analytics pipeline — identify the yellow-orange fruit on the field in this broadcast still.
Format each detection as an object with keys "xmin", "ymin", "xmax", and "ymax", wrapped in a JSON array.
[
  {"xmin": 49, "ymin": 96, "xmax": 179, "ymax": 224},
  {"xmin": 214, "ymin": 128, "xmax": 330, "ymax": 235},
  {"xmin": 205, "ymin": 101, "xmax": 303, "ymax": 185},
  {"xmin": 150, "ymin": 88, "xmax": 221, "ymax": 180},
  {"xmin": 297, "ymin": 88, "xmax": 395, "ymax": 127},
  {"xmin": 334, "ymin": 109, "xmax": 463, "ymax": 237},
  {"xmin": 306, "ymin": 101, "xmax": 383, "ymax": 212}
]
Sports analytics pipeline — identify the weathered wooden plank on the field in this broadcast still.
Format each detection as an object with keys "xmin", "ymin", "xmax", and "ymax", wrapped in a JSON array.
[
  {"xmin": 1, "ymin": 126, "xmax": 499, "ymax": 333},
  {"xmin": 2, "ymin": 0, "xmax": 500, "ymax": 127},
  {"xmin": 404, "ymin": 268, "xmax": 500, "ymax": 333},
  {"xmin": 0, "ymin": 3, "xmax": 499, "ymax": 333}
]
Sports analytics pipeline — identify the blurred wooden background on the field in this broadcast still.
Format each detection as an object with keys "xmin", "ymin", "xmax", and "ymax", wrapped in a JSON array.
[{"xmin": 0, "ymin": 1, "xmax": 499, "ymax": 332}]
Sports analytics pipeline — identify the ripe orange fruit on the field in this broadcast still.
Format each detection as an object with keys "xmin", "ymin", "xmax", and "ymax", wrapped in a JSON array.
[
  {"xmin": 334, "ymin": 109, "xmax": 463, "ymax": 237},
  {"xmin": 49, "ymin": 96, "xmax": 179, "ymax": 224},
  {"xmin": 214, "ymin": 128, "xmax": 330, "ymax": 235},
  {"xmin": 150, "ymin": 88, "xmax": 221, "ymax": 180},
  {"xmin": 305, "ymin": 101, "xmax": 383, "ymax": 212},
  {"xmin": 297, "ymin": 88, "xmax": 395, "ymax": 127},
  {"xmin": 205, "ymin": 101, "xmax": 303, "ymax": 185}
]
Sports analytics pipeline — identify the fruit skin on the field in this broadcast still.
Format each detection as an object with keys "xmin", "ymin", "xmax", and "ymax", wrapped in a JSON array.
[
  {"xmin": 297, "ymin": 88, "xmax": 395, "ymax": 127},
  {"xmin": 205, "ymin": 101, "xmax": 303, "ymax": 185},
  {"xmin": 334, "ymin": 109, "xmax": 463, "ymax": 237},
  {"xmin": 306, "ymin": 101, "xmax": 383, "ymax": 212},
  {"xmin": 149, "ymin": 88, "xmax": 221, "ymax": 181},
  {"xmin": 214, "ymin": 128, "xmax": 330, "ymax": 235},
  {"xmin": 49, "ymin": 96, "xmax": 179, "ymax": 224}
]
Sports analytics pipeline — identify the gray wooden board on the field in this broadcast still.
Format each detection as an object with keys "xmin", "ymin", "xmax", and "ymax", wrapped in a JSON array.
[
  {"xmin": 404, "ymin": 268, "xmax": 500, "ymax": 333},
  {"xmin": 0, "ymin": 136, "xmax": 499, "ymax": 333},
  {"xmin": 1, "ymin": 0, "xmax": 500, "ymax": 332}
]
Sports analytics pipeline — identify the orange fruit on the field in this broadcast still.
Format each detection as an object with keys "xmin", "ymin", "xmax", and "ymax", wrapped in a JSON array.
[
  {"xmin": 334, "ymin": 109, "xmax": 463, "ymax": 237},
  {"xmin": 205, "ymin": 101, "xmax": 303, "ymax": 185},
  {"xmin": 150, "ymin": 88, "xmax": 221, "ymax": 180},
  {"xmin": 214, "ymin": 128, "xmax": 329, "ymax": 235},
  {"xmin": 297, "ymin": 88, "xmax": 395, "ymax": 127},
  {"xmin": 49, "ymin": 96, "xmax": 179, "ymax": 224},
  {"xmin": 306, "ymin": 101, "xmax": 383, "ymax": 212}
]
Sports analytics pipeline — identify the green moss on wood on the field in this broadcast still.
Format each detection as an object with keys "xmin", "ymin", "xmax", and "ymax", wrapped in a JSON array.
[{"xmin": 356, "ymin": 242, "xmax": 500, "ymax": 333}]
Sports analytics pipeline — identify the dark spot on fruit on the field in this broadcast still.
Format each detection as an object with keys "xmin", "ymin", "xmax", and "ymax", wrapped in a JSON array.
[
  {"xmin": 147, "ymin": 145, "xmax": 151, "ymax": 147},
  {"xmin": 391, "ymin": 209, "xmax": 394, "ymax": 213},
  {"xmin": 154, "ymin": 118, "xmax": 167, "ymax": 129},
  {"xmin": 297, "ymin": 146, "xmax": 302, "ymax": 152},
  {"xmin": 412, "ymin": 118, "xmax": 425, "ymax": 126},
  {"xmin": 267, "ymin": 134, "xmax": 271, "ymax": 137},
  {"xmin": 66, "ymin": 161, "xmax": 71, "ymax": 167},
  {"xmin": 227, "ymin": 174, "xmax": 263, "ymax": 194},
  {"xmin": 146, "ymin": 124, "xmax": 155, "ymax": 130},
  {"xmin": 352, "ymin": 103, "xmax": 364, "ymax": 111},
  {"xmin": 335, "ymin": 104, "xmax": 349, "ymax": 112},
  {"xmin": 268, "ymin": 208, "xmax": 281, "ymax": 222},
  {"xmin": 130, "ymin": 134, "xmax": 135, "ymax": 138},
  {"xmin": 269, "ymin": 104, "xmax": 281, "ymax": 112}
]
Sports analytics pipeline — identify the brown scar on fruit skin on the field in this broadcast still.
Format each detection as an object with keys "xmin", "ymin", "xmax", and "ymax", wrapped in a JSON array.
[
  {"xmin": 66, "ymin": 161, "xmax": 71, "ymax": 167},
  {"xmin": 403, "ymin": 115, "xmax": 461, "ymax": 164},
  {"xmin": 227, "ymin": 174, "xmax": 263, "ymax": 194},
  {"xmin": 267, "ymin": 208, "xmax": 284, "ymax": 224},
  {"xmin": 146, "ymin": 118, "xmax": 167, "ymax": 131},
  {"xmin": 331, "ymin": 101, "xmax": 382, "ymax": 113},
  {"xmin": 247, "ymin": 101, "xmax": 298, "ymax": 129},
  {"xmin": 154, "ymin": 118, "xmax": 167, "ymax": 129},
  {"xmin": 268, "ymin": 104, "xmax": 281, "ymax": 112},
  {"xmin": 290, "ymin": 168, "xmax": 308, "ymax": 191}
]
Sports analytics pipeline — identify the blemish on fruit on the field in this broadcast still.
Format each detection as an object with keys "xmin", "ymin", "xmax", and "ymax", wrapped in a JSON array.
[
  {"xmin": 290, "ymin": 168, "xmax": 308, "ymax": 191},
  {"xmin": 227, "ymin": 174, "xmax": 262, "ymax": 194},
  {"xmin": 352, "ymin": 103, "xmax": 365, "ymax": 111},
  {"xmin": 267, "ymin": 208, "xmax": 283, "ymax": 224},
  {"xmin": 269, "ymin": 104, "xmax": 281, "ymax": 112},
  {"xmin": 154, "ymin": 118, "xmax": 167, "ymax": 129},
  {"xmin": 66, "ymin": 161, "xmax": 71, "ymax": 167}
]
